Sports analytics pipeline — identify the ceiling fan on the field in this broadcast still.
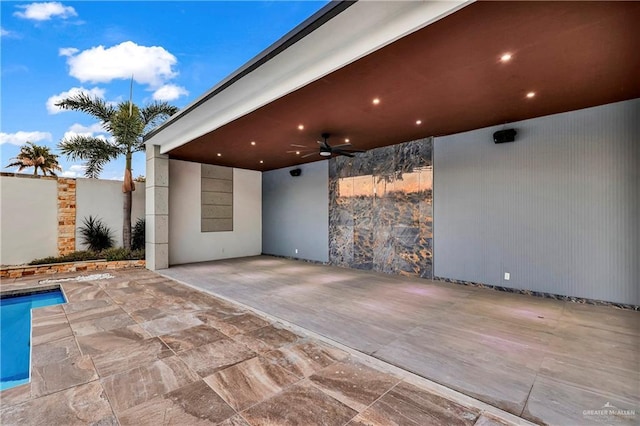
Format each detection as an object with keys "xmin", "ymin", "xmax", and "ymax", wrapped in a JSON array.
[{"xmin": 287, "ymin": 133, "xmax": 365, "ymax": 158}]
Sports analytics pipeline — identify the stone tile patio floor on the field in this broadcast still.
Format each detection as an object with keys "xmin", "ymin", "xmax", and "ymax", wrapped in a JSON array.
[{"xmin": 0, "ymin": 268, "xmax": 531, "ymax": 426}]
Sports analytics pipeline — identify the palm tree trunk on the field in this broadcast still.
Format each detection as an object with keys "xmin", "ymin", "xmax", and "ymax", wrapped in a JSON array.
[{"xmin": 122, "ymin": 151, "xmax": 133, "ymax": 250}]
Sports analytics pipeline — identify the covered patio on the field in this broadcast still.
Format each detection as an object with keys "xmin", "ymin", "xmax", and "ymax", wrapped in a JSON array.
[
  {"xmin": 141, "ymin": 1, "xmax": 639, "ymax": 425},
  {"xmin": 162, "ymin": 256, "xmax": 639, "ymax": 425}
]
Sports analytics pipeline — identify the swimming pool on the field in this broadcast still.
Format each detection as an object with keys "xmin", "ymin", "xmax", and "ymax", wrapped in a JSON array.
[{"xmin": 0, "ymin": 289, "xmax": 66, "ymax": 391}]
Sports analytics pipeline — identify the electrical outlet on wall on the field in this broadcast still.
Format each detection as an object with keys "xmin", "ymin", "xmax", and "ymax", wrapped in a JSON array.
[{"xmin": 504, "ymin": 272, "xmax": 510, "ymax": 281}]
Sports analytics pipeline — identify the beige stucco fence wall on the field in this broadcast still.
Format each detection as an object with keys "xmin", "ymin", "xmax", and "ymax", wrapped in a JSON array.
[{"xmin": 0, "ymin": 173, "xmax": 145, "ymax": 266}]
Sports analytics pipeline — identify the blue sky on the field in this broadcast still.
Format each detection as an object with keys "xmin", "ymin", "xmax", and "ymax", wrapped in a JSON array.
[{"xmin": 1, "ymin": 1, "xmax": 327, "ymax": 179}]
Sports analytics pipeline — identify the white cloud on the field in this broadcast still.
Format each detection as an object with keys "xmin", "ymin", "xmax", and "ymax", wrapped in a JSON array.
[
  {"xmin": 152, "ymin": 84, "xmax": 189, "ymax": 101},
  {"xmin": 59, "ymin": 47, "xmax": 78, "ymax": 56},
  {"xmin": 1, "ymin": 27, "xmax": 15, "ymax": 38},
  {"xmin": 60, "ymin": 164, "xmax": 87, "ymax": 178},
  {"xmin": 0, "ymin": 131, "xmax": 52, "ymax": 146},
  {"xmin": 62, "ymin": 122, "xmax": 109, "ymax": 142},
  {"xmin": 69, "ymin": 123, "xmax": 105, "ymax": 133},
  {"xmin": 14, "ymin": 2, "xmax": 77, "ymax": 21},
  {"xmin": 63, "ymin": 41, "xmax": 177, "ymax": 87},
  {"xmin": 46, "ymin": 86, "xmax": 106, "ymax": 114}
]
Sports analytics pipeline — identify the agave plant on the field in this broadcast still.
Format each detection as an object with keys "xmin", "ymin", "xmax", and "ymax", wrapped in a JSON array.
[{"xmin": 79, "ymin": 216, "xmax": 115, "ymax": 252}]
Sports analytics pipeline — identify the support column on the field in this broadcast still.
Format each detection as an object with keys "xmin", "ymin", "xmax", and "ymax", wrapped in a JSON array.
[
  {"xmin": 146, "ymin": 144, "xmax": 169, "ymax": 270},
  {"xmin": 57, "ymin": 177, "xmax": 76, "ymax": 255}
]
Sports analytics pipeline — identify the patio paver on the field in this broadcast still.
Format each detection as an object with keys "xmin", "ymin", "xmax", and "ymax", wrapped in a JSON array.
[
  {"xmin": 161, "ymin": 256, "xmax": 640, "ymax": 425},
  {"xmin": 0, "ymin": 267, "xmax": 531, "ymax": 425}
]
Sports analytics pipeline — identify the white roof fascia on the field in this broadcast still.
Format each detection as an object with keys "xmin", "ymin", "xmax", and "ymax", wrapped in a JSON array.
[{"xmin": 147, "ymin": 0, "xmax": 471, "ymax": 154}]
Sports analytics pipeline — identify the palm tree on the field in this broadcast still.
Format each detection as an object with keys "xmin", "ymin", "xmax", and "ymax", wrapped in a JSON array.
[
  {"xmin": 5, "ymin": 141, "xmax": 62, "ymax": 176},
  {"xmin": 56, "ymin": 92, "xmax": 178, "ymax": 249}
]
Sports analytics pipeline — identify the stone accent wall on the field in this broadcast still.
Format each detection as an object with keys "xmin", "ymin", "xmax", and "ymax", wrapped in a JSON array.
[
  {"xmin": 201, "ymin": 164, "xmax": 233, "ymax": 232},
  {"xmin": 0, "ymin": 259, "xmax": 146, "ymax": 280},
  {"xmin": 57, "ymin": 178, "xmax": 77, "ymax": 255},
  {"xmin": 329, "ymin": 137, "xmax": 433, "ymax": 278}
]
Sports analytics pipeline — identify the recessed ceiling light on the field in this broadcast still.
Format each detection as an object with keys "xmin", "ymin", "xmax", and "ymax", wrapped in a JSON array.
[
  {"xmin": 345, "ymin": 138, "xmax": 350, "ymax": 143},
  {"xmin": 250, "ymin": 141, "xmax": 256, "ymax": 146},
  {"xmin": 298, "ymin": 124, "xmax": 304, "ymax": 130},
  {"xmin": 217, "ymin": 153, "xmax": 222, "ymax": 157},
  {"xmin": 259, "ymin": 160, "xmax": 263, "ymax": 164},
  {"xmin": 526, "ymin": 92, "xmax": 536, "ymax": 98},
  {"xmin": 500, "ymin": 53, "xmax": 512, "ymax": 62},
  {"xmin": 372, "ymin": 98, "xmax": 380, "ymax": 105},
  {"xmin": 296, "ymin": 151, "xmax": 300, "ymax": 155},
  {"xmin": 416, "ymin": 120, "xmax": 422, "ymax": 125}
]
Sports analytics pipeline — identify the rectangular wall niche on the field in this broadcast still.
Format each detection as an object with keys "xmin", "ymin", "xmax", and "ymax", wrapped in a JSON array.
[
  {"xmin": 329, "ymin": 138, "xmax": 433, "ymax": 278},
  {"xmin": 201, "ymin": 164, "xmax": 233, "ymax": 232}
]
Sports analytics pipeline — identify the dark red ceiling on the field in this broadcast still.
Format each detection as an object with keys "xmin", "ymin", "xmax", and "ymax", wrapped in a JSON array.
[{"xmin": 168, "ymin": 1, "xmax": 640, "ymax": 171}]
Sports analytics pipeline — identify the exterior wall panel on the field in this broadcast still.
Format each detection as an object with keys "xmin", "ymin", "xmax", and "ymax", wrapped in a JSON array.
[
  {"xmin": 434, "ymin": 100, "xmax": 639, "ymax": 305},
  {"xmin": 168, "ymin": 159, "xmax": 261, "ymax": 265},
  {"xmin": 0, "ymin": 176, "xmax": 58, "ymax": 265},
  {"xmin": 262, "ymin": 160, "xmax": 329, "ymax": 262}
]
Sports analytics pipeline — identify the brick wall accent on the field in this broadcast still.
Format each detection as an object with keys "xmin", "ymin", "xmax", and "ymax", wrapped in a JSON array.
[{"xmin": 57, "ymin": 178, "xmax": 77, "ymax": 255}]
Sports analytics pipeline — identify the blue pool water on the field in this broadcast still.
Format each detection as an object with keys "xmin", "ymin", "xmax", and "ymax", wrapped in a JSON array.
[{"xmin": 0, "ymin": 290, "xmax": 66, "ymax": 391}]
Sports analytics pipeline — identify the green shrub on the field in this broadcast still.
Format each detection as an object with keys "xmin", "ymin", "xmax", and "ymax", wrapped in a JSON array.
[
  {"xmin": 129, "ymin": 249, "xmax": 145, "ymax": 260},
  {"xmin": 131, "ymin": 218, "xmax": 145, "ymax": 251},
  {"xmin": 79, "ymin": 216, "xmax": 114, "ymax": 252},
  {"xmin": 100, "ymin": 247, "xmax": 145, "ymax": 261},
  {"xmin": 29, "ymin": 251, "xmax": 99, "ymax": 265},
  {"xmin": 29, "ymin": 248, "xmax": 145, "ymax": 265}
]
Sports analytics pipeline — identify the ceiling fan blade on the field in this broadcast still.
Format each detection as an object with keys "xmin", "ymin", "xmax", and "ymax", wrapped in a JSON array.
[
  {"xmin": 290, "ymin": 144, "xmax": 309, "ymax": 148},
  {"xmin": 341, "ymin": 148, "xmax": 365, "ymax": 152},
  {"xmin": 333, "ymin": 150, "xmax": 359, "ymax": 157},
  {"xmin": 331, "ymin": 143, "xmax": 352, "ymax": 149},
  {"xmin": 301, "ymin": 152, "xmax": 319, "ymax": 158},
  {"xmin": 286, "ymin": 150, "xmax": 312, "ymax": 153}
]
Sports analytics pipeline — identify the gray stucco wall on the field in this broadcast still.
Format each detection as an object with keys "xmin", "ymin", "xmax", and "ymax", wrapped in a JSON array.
[
  {"xmin": 168, "ymin": 159, "xmax": 262, "ymax": 265},
  {"xmin": 262, "ymin": 160, "xmax": 329, "ymax": 262},
  {"xmin": 76, "ymin": 178, "xmax": 145, "ymax": 249},
  {"xmin": 434, "ymin": 99, "xmax": 639, "ymax": 305},
  {"xmin": 0, "ymin": 176, "xmax": 58, "ymax": 265}
]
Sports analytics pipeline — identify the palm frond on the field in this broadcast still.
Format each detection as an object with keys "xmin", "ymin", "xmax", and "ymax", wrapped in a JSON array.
[
  {"xmin": 84, "ymin": 156, "xmax": 111, "ymax": 178},
  {"xmin": 5, "ymin": 161, "xmax": 24, "ymax": 169},
  {"xmin": 58, "ymin": 135, "xmax": 121, "ymax": 178},
  {"xmin": 55, "ymin": 92, "xmax": 116, "ymax": 125},
  {"xmin": 141, "ymin": 102, "xmax": 179, "ymax": 131},
  {"xmin": 58, "ymin": 135, "xmax": 121, "ymax": 161},
  {"xmin": 133, "ymin": 140, "xmax": 147, "ymax": 153}
]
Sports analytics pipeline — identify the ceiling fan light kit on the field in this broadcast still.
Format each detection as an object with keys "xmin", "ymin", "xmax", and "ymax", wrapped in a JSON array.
[{"xmin": 289, "ymin": 133, "xmax": 365, "ymax": 159}]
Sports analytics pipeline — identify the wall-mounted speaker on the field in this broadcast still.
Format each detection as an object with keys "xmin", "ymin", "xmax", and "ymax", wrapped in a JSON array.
[
  {"xmin": 493, "ymin": 129, "xmax": 517, "ymax": 144},
  {"xmin": 289, "ymin": 168, "xmax": 302, "ymax": 177}
]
